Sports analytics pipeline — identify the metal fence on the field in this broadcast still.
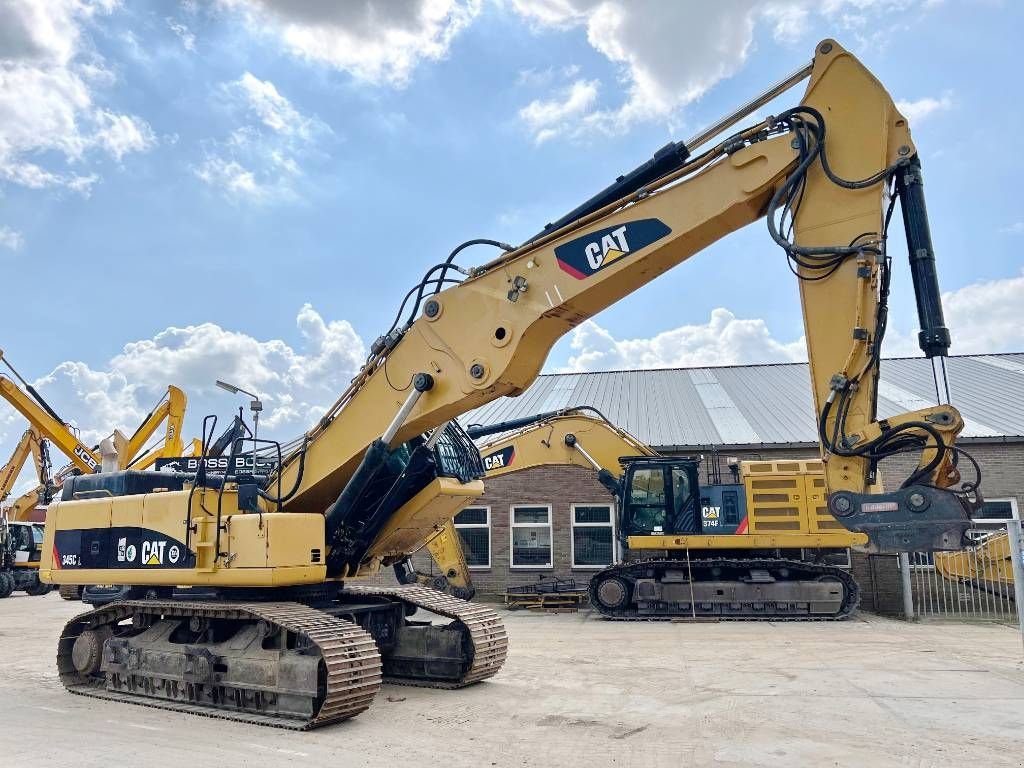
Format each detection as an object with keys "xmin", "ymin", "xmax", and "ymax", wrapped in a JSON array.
[{"xmin": 907, "ymin": 523, "xmax": 1018, "ymax": 623}]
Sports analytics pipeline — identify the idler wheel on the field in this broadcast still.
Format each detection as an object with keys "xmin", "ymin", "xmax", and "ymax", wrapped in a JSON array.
[
  {"xmin": 595, "ymin": 576, "xmax": 631, "ymax": 610},
  {"xmin": 72, "ymin": 627, "xmax": 111, "ymax": 676}
]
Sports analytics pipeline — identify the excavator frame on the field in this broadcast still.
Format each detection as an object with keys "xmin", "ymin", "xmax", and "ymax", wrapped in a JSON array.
[{"xmin": 38, "ymin": 39, "xmax": 977, "ymax": 728}]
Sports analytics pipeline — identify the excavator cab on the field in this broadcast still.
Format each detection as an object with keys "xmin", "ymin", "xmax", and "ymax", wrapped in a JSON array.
[{"xmin": 620, "ymin": 458, "xmax": 702, "ymax": 536}]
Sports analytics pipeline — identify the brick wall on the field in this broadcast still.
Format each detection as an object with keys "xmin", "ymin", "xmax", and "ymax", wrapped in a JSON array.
[{"xmin": 395, "ymin": 440, "xmax": 1023, "ymax": 613}]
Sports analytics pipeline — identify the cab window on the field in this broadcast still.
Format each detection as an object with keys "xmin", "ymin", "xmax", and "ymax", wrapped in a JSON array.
[
  {"xmin": 671, "ymin": 467, "xmax": 698, "ymax": 533},
  {"xmin": 627, "ymin": 467, "xmax": 667, "ymax": 533}
]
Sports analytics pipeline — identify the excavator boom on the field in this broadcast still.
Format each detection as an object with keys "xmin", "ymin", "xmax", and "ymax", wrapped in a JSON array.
[
  {"xmin": 272, "ymin": 39, "xmax": 971, "ymax": 565},
  {"xmin": 0, "ymin": 352, "xmax": 100, "ymax": 475}
]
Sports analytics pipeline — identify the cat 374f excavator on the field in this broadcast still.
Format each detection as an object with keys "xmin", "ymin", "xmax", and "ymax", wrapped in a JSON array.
[
  {"xmin": 41, "ymin": 40, "xmax": 979, "ymax": 729},
  {"xmin": 464, "ymin": 407, "xmax": 865, "ymax": 619}
]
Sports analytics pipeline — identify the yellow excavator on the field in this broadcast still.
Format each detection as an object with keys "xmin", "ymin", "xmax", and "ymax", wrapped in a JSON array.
[
  {"xmin": 460, "ymin": 407, "xmax": 863, "ymax": 618},
  {"xmin": 40, "ymin": 39, "xmax": 978, "ymax": 728},
  {"xmin": 0, "ymin": 428, "xmax": 54, "ymax": 597},
  {"xmin": 935, "ymin": 532, "xmax": 1015, "ymax": 598}
]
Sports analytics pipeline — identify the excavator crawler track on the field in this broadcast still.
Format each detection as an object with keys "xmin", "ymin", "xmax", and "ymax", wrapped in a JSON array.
[
  {"xmin": 343, "ymin": 585, "xmax": 507, "ymax": 687},
  {"xmin": 589, "ymin": 558, "xmax": 860, "ymax": 621},
  {"xmin": 57, "ymin": 600, "xmax": 382, "ymax": 730}
]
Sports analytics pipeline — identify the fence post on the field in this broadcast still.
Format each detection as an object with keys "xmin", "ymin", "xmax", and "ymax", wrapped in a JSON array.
[
  {"xmin": 1005, "ymin": 520, "xmax": 1024, "ymax": 652},
  {"xmin": 898, "ymin": 552, "xmax": 915, "ymax": 620}
]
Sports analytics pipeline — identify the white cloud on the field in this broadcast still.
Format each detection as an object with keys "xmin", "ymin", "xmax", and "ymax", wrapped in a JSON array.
[
  {"xmin": 998, "ymin": 222, "xmax": 1024, "ymax": 235},
  {"xmin": 562, "ymin": 308, "xmax": 806, "ymax": 372},
  {"xmin": 166, "ymin": 17, "xmax": 196, "ymax": 51},
  {"xmin": 941, "ymin": 271, "xmax": 1024, "ymax": 355},
  {"xmin": 1, "ymin": 305, "xmax": 366, "ymax": 455},
  {"xmin": 0, "ymin": 0, "xmax": 157, "ymax": 192},
  {"xmin": 0, "ymin": 226, "xmax": 24, "ymax": 250},
  {"xmin": 896, "ymin": 92, "xmax": 953, "ymax": 124},
  {"xmin": 509, "ymin": 0, "xmax": 937, "ymax": 141},
  {"xmin": 561, "ymin": 270, "xmax": 1024, "ymax": 373},
  {"xmin": 194, "ymin": 157, "xmax": 267, "ymax": 202},
  {"xmin": 194, "ymin": 73, "xmax": 328, "ymax": 203},
  {"xmin": 221, "ymin": 0, "xmax": 481, "ymax": 87},
  {"xmin": 231, "ymin": 72, "xmax": 315, "ymax": 139},
  {"xmin": 515, "ymin": 64, "xmax": 580, "ymax": 88},
  {"xmin": 93, "ymin": 109, "xmax": 157, "ymax": 161},
  {"xmin": 518, "ymin": 79, "xmax": 600, "ymax": 144}
]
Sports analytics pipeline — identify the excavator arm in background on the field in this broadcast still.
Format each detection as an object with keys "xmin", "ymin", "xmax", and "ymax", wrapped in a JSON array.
[
  {"xmin": 0, "ymin": 351, "xmax": 101, "ymax": 475},
  {"xmin": 0, "ymin": 428, "xmax": 44, "ymax": 503},
  {"xmin": 113, "ymin": 385, "xmax": 188, "ymax": 470}
]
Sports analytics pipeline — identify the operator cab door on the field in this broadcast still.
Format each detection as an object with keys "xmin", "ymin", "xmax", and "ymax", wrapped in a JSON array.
[{"xmin": 621, "ymin": 462, "xmax": 701, "ymax": 536}]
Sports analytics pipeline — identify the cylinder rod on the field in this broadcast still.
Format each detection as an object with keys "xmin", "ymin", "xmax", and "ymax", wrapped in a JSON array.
[
  {"xmin": 683, "ymin": 61, "xmax": 813, "ymax": 151},
  {"xmin": 897, "ymin": 156, "xmax": 951, "ymax": 358}
]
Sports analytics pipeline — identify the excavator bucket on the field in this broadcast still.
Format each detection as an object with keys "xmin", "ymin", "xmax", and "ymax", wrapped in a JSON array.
[{"xmin": 827, "ymin": 485, "xmax": 974, "ymax": 554}]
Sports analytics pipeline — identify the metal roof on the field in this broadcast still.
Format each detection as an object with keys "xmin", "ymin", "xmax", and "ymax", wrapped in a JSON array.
[{"xmin": 461, "ymin": 354, "xmax": 1024, "ymax": 449}]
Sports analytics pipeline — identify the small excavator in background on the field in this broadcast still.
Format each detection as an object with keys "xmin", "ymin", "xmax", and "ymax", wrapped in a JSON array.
[
  {"xmin": 463, "ymin": 407, "xmax": 863, "ymax": 619},
  {"xmin": 0, "ymin": 428, "xmax": 54, "ymax": 597},
  {"xmin": 40, "ymin": 40, "xmax": 980, "ymax": 729}
]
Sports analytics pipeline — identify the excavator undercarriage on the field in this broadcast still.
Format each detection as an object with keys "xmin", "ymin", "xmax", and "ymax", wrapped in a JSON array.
[
  {"xmin": 59, "ymin": 584, "xmax": 506, "ymax": 729},
  {"xmin": 589, "ymin": 558, "xmax": 859, "ymax": 621}
]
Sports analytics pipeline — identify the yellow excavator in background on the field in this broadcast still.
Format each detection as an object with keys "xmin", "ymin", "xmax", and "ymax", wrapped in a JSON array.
[
  {"xmin": 935, "ymin": 532, "xmax": 1015, "ymax": 598},
  {"xmin": 41, "ymin": 40, "xmax": 979, "ymax": 729},
  {"xmin": 0, "ymin": 428, "xmax": 54, "ymax": 597},
  {"xmin": 0, "ymin": 355, "xmax": 197, "ymax": 599},
  {"xmin": 0, "ymin": 428, "xmax": 47, "ymax": 505},
  {"xmin": 0, "ymin": 350, "xmax": 102, "ymax": 475},
  {"xmin": 459, "ymin": 407, "xmax": 864, "ymax": 618},
  {"xmin": 1, "ymin": 349, "xmax": 194, "ymax": 476}
]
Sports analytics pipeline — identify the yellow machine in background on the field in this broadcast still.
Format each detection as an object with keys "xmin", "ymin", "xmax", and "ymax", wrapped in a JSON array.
[
  {"xmin": 935, "ymin": 532, "xmax": 1015, "ymax": 598},
  {"xmin": 461, "ymin": 408, "xmax": 864, "ymax": 618},
  {"xmin": 40, "ymin": 40, "xmax": 978, "ymax": 728},
  {"xmin": 0, "ymin": 428, "xmax": 46, "ymax": 505},
  {"xmin": 112, "ymin": 385, "xmax": 190, "ymax": 471},
  {"xmin": 0, "ymin": 428, "xmax": 54, "ymax": 597}
]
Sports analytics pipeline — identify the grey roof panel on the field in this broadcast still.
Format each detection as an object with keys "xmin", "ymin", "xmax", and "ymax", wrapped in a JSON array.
[{"xmin": 459, "ymin": 354, "xmax": 1024, "ymax": 448}]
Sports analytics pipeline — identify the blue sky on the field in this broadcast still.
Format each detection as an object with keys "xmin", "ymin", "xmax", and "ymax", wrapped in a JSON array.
[{"xmin": 1, "ymin": 0, "xmax": 1022, "ymax": 491}]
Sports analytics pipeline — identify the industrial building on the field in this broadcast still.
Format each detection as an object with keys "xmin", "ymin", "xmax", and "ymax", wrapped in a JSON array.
[{"xmin": 437, "ymin": 353, "xmax": 1024, "ymax": 614}]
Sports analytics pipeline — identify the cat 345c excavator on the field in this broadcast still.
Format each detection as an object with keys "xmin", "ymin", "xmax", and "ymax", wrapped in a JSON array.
[
  {"xmin": 461, "ymin": 408, "xmax": 866, "ymax": 619},
  {"xmin": 41, "ymin": 39, "xmax": 979, "ymax": 729}
]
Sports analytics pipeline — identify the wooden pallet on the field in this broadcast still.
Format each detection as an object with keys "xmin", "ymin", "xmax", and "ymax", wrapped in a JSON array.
[{"xmin": 504, "ymin": 591, "xmax": 588, "ymax": 612}]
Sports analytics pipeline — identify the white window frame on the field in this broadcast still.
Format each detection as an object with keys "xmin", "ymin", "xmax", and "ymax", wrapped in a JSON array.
[
  {"xmin": 570, "ymin": 503, "xmax": 616, "ymax": 570},
  {"xmin": 971, "ymin": 497, "xmax": 1019, "ymax": 524},
  {"xmin": 454, "ymin": 505, "xmax": 491, "ymax": 570},
  {"xmin": 510, "ymin": 504, "xmax": 553, "ymax": 569}
]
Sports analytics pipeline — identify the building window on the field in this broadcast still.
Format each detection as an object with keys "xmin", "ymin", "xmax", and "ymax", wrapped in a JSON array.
[
  {"xmin": 510, "ymin": 505, "xmax": 552, "ymax": 568},
  {"xmin": 454, "ymin": 506, "xmax": 490, "ymax": 569},
  {"xmin": 571, "ymin": 504, "xmax": 615, "ymax": 568},
  {"xmin": 971, "ymin": 498, "xmax": 1019, "ymax": 525}
]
